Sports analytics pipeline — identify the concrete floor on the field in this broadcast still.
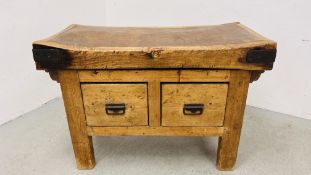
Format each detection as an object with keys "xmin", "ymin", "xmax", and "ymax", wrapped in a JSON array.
[{"xmin": 0, "ymin": 98, "xmax": 310, "ymax": 175}]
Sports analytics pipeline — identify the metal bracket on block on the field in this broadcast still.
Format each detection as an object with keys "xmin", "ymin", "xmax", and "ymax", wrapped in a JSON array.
[
  {"xmin": 32, "ymin": 46, "xmax": 71, "ymax": 69},
  {"xmin": 246, "ymin": 48, "xmax": 276, "ymax": 63}
]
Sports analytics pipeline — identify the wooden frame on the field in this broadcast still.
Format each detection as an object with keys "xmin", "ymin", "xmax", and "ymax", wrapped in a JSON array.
[
  {"xmin": 78, "ymin": 70, "xmax": 231, "ymax": 83},
  {"xmin": 33, "ymin": 23, "xmax": 276, "ymax": 171},
  {"xmin": 58, "ymin": 70, "xmax": 95, "ymax": 169},
  {"xmin": 217, "ymin": 70, "xmax": 250, "ymax": 170},
  {"xmin": 58, "ymin": 69, "xmax": 250, "ymax": 170},
  {"xmin": 87, "ymin": 126, "xmax": 224, "ymax": 136}
]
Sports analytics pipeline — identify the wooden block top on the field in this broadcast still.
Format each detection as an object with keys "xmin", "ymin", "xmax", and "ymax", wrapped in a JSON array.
[
  {"xmin": 34, "ymin": 22, "xmax": 273, "ymax": 50},
  {"xmin": 32, "ymin": 22, "xmax": 277, "ymax": 70}
]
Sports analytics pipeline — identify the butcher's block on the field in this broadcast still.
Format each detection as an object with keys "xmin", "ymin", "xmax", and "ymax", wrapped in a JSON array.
[{"xmin": 32, "ymin": 22, "xmax": 277, "ymax": 171}]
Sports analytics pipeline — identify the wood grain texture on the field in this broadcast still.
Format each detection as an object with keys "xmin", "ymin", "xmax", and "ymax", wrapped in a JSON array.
[
  {"xmin": 216, "ymin": 70, "xmax": 251, "ymax": 170},
  {"xmin": 148, "ymin": 80, "xmax": 161, "ymax": 126},
  {"xmin": 87, "ymin": 126, "xmax": 224, "ymax": 136},
  {"xmin": 58, "ymin": 70, "xmax": 95, "ymax": 169},
  {"xmin": 34, "ymin": 23, "xmax": 273, "ymax": 50},
  {"xmin": 79, "ymin": 70, "xmax": 230, "ymax": 127},
  {"xmin": 179, "ymin": 70, "xmax": 230, "ymax": 82},
  {"xmin": 162, "ymin": 84, "xmax": 228, "ymax": 126},
  {"xmin": 81, "ymin": 84, "xmax": 148, "ymax": 126},
  {"xmin": 33, "ymin": 22, "xmax": 276, "ymax": 70},
  {"xmin": 36, "ymin": 48, "xmax": 274, "ymax": 70},
  {"xmin": 78, "ymin": 70, "xmax": 230, "ymax": 82},
  {"xmin": 32, "ymin": 22, "xmax": 276, "ymax": 171}
]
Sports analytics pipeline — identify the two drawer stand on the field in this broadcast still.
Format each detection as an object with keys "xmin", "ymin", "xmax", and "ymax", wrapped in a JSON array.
[{"xmin": 32, "ymin": 22, "xmax": 277, "ymax": 170}]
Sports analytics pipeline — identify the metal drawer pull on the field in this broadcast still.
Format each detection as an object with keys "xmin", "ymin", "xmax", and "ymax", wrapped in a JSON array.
[
  {"xmin": 105, "ymin": 103, "xmax": 126, "ymax": 115},
  {"xmin": 183, "ymin": 104, "xmax": 204, "ymax": 115}
]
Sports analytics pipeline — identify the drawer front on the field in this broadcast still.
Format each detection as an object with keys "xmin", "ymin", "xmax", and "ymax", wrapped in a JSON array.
[
  {"xmin": 162, "ymin": 83, "xmax": 228, "ymax": 126},
  {"xmin": 81, "ymin": 83, "xmax": 148, "ymax": 126}
]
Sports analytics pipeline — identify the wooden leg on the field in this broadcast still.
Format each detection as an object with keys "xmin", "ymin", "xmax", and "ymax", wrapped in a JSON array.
[
  {"xmin": 216, "ymin": 70, "xmax": 250, "ymax": 170},
  {"xmin": 59, "ymin": 70, "xmax": 95, "ymax": 169}
]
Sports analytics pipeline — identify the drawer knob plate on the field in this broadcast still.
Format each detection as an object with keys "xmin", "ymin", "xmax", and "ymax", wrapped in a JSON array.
[
  {"xmin": 183, "ymin": 104, "xmax": 204, "ymax": 115},
  {"xmin": 105, "ymin": 103, "xmax": 126, "ymax": 115}
]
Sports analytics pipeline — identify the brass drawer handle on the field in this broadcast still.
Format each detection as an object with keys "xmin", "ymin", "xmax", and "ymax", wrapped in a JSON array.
[
  {"xmin": 105, "ymin": 103, "xmax": 126, "ymax": 115},
  {"xmin": 183, "ymin": 104, "xmax": 204, "ymax": 115}
]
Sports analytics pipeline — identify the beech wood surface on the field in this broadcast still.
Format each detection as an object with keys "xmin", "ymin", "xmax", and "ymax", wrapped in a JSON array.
[
  {"xmin": 162, "ymin": 84, "xmax": 228, "ymax": 126},
  {"xmin": 32, "ymin": 22, "xmax": 276, "ymax": 171},
  {"xmin": 34, "ymin": 23, "xmax": 273, "ymax": 49},
  {"xmin": 81, "ymin": 84, "xmax": 148, "ymax": 126},
  {"xmin": 56, "ymin": 69, "xmax": 253, "ymax": 171},
  {"xmin": 33, "ymin": 22, "xmax": 276, "ymax": 70},
  {"xmin": 78, "ymin": 70, "xmax": 230, "ymax": 82},
  {"xmin": 79, "ymin": 70, "xmax": 230, "ymax": 127},
  {"xmin": 148, "ymin": 80, "xmax": 161, "ymax": 126},
  {"xmin": 87, "ymin": 126, "xmax": 224, "ymax": 136},
  {"xmin": 58, "ymin": 70, "xmax": 95, "ymax": 169},
  {"xmin": 216, "ymin": 70, "xmax": 251, "ymax": 170}
]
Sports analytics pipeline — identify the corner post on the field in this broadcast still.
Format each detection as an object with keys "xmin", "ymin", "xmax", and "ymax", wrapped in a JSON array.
[
  {"xmin": 216, "ymin": 70, "xmax": 251, "ymax": 170},
  {"xmin": 58, "ymin": 70, "xmax": 95, "ymax": 169}
]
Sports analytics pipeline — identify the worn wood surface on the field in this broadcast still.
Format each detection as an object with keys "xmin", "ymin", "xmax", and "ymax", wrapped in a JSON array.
[
  {"xmin": 87, "ymin": 126, "xmax": 224, "ymax": 136},
  {"xmin": 34, "ymin": 23, "xmax": 273, "ymax": 49},
  {"xmin": 162, "ymin": 84, "xmax": 228, "ymax": 126},
  {"xmin": 81, "ymin": 84, "xmax": 148, "ymax": 126},
  {"xmin": 79, "ymin": 70, "xmax": 229, "ymax": 127},
  {"xmin": 148, "ymin": 81, "xmax": 161, "ymax": 126},
  {"xmin": 58, "ymin": 70, "xmax": 95, "ymax": 169},
  {"xmin": 32, "ymin": 22, "xmax": 276, "ymax": 171},
  {"xmin": 216, "ymin": 70, "xmax": 251, "ymax": 170},
  {"xmin": 78, "ymin": 70, "xmax": 230, "ymax": 82},
  {"xmin": 33, "ymin": 22, "xmax": 276, "ymax": 70},
  {"xmin": 51, "ymin": 68, "xmax": 257, "ymax": 171},
  {"xmin": 250, "ymin": 70, "xmax": 264, "ymax": 83}
]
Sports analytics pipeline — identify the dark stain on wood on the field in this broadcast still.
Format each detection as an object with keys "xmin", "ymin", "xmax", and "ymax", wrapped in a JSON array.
[{"xmin": 32, "ymin": 45, "xmax": 72, "ymax": 69}]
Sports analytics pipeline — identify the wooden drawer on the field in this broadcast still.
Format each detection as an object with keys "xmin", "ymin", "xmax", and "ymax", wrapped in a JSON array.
[
  {"xmin": 162, "ymin": 83, "xmax": 228, "ymax": 126},
  {"xmin": 81, "ymin": 83, "xmax": 148, "ymax": 126}
]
